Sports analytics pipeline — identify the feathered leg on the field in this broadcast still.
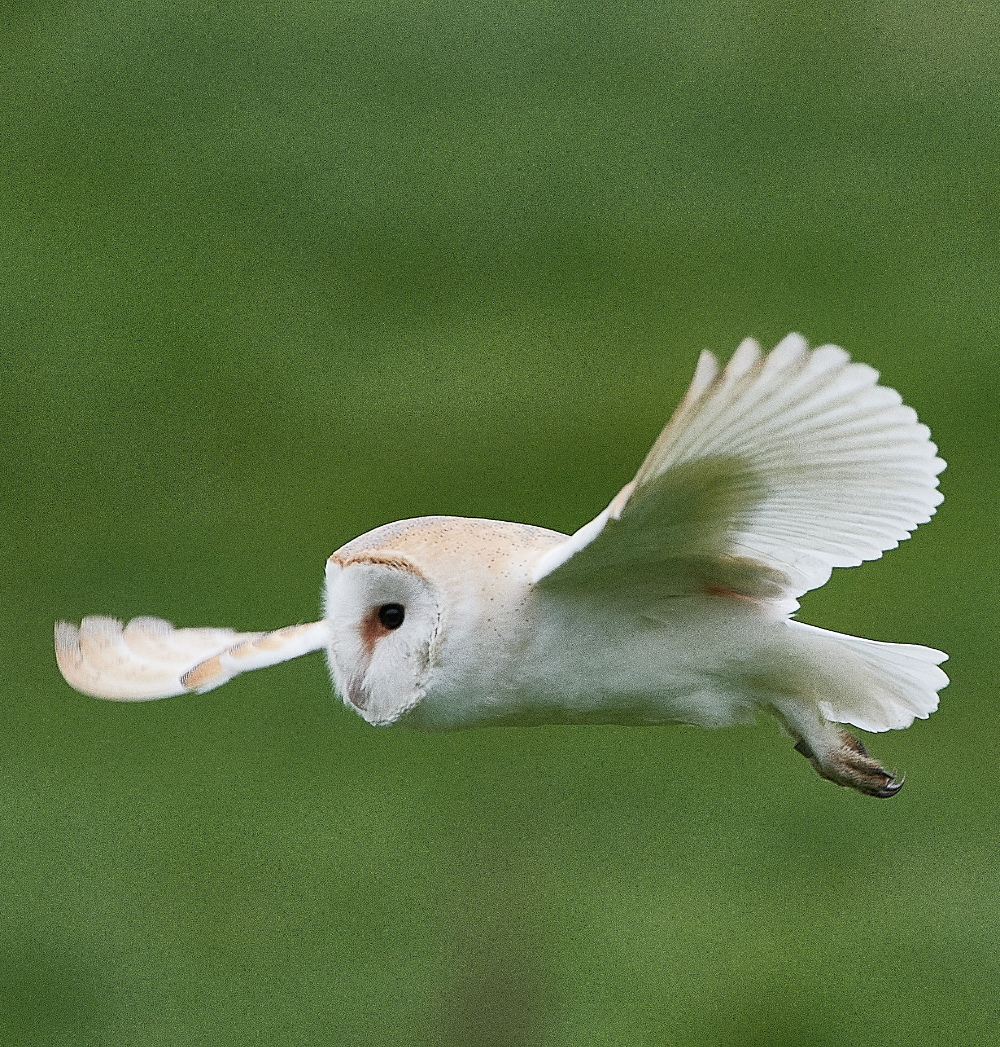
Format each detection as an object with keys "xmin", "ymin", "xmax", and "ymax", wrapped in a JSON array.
[{"xmin": 791, "ymin": 730, "xmax": 903, "ymax": 798}]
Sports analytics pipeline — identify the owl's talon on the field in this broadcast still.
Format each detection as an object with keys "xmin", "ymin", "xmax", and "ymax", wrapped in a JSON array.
[
  {"xmin": 794, "ymin": 730, "xmax": 905, "ymax": 799},
  {"xmin": 873, "ymin": 774, "xmax": 905, "ymax": 798}
]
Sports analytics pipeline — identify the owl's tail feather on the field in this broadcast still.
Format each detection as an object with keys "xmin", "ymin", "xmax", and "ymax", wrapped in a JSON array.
[
  {"xmin": 785, "ymin": 618, "xmax": 948, "ymax": 733},
  {"xmin": 769, "ymin": 620, "xmax": 946, "ymax": 797}
]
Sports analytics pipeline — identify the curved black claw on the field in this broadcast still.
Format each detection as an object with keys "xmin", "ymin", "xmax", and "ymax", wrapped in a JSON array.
[{"xmin": 872, "ymin": 773, "xmax": 905, "ymax": 799}]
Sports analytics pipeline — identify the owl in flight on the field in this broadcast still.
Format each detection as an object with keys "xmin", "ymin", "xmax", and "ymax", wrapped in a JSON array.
[{"xmin": 56, "ymin": 335, "xmax": 947, "ymax": 797}]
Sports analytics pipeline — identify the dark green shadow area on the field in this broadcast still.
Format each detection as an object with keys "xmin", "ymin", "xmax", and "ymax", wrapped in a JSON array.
[{"xmin": 3, "ymin": 2, "xmax": 998, "ymax": 1044}]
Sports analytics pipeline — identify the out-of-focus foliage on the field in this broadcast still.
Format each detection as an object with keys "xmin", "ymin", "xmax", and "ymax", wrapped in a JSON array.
[{"xmin": 3, "ymin": 2, "xmax": 997, "ymax": 1044}]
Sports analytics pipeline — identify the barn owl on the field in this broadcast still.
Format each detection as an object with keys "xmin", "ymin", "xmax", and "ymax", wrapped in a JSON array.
[{"xmin": 55, "ymin": 334, "xmax": 947, "ymax": 797}]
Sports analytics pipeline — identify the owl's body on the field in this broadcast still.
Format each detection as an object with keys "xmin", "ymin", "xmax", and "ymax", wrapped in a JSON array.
[
  {"xmin": 338, "ymin": 517, "xmax": 791, "ymax": 733},
  {"xmin": 56, "ymin": 335, "xmax": 948, "ymax": 797}
]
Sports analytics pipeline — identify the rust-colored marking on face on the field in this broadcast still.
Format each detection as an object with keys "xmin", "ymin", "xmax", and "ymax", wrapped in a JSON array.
[{"xmin": 359, "ymin": 608, "xmax": 393, "ymax": 658}]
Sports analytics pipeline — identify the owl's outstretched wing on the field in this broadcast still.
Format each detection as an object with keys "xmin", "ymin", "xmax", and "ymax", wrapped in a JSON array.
[
  {"xmin": 533, "ymin": 334, "xmax": 945, "ymax": 611},
  {"xmin": 55, "ymin": 616, "xmax": 330, "ymax": 700}
]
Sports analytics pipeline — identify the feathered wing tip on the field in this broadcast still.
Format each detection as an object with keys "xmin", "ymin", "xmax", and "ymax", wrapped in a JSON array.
[
  {"xmin": 55, "ymin": 616, "xmax": 330, "ymax": 700},
  {"xmin": 55, "ymin": 616, "xmax": 262, "ymax": 700},
  {"xmin": 633, "ymin": 333, "xmax": 945, "ymax": 599}
]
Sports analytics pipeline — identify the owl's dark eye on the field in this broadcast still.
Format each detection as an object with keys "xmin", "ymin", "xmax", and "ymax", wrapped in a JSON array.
[{"xmin": 377, "ymin": 603, "xmax": 405, "ymax": 630}]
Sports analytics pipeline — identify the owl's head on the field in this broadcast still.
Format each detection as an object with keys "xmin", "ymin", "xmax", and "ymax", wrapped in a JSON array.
[{"xmin": 322, "ymin": 516, "xmax": 566, "ymax": 726}]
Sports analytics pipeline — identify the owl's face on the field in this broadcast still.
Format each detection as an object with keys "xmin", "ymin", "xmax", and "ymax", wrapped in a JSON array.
[
  {"xmin": 320, "ymin": 516, "xmax": 568, "ymax": 726},
  {"xmin": 323, "ymin": 553, "xmax": 443, "ymax": 725}
]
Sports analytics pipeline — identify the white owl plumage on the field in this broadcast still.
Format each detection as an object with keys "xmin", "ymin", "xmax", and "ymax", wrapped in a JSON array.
[{"xmin": 55, "ymin": 334, "xmax": 947, "ymax": 797}]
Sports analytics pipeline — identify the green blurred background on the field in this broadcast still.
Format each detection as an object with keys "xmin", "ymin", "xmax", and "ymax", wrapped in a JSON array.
[{"xmin": 3, "ymin": 2, "xmax": 998, "ymax": 1043}]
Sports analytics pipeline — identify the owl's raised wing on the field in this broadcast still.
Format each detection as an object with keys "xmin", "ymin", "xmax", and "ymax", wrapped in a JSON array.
[
  {"xmin": 55, "ymin": 616, "xmax": 330, "ymax": 700},
  {"xmin": 532, "ymin": 334, "xmax": 944, "ymax": 611}
]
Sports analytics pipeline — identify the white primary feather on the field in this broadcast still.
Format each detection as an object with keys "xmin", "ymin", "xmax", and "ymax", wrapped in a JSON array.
[{"xmin": 534, "ymin": 334, "xmax": 945, "ymax": 607}]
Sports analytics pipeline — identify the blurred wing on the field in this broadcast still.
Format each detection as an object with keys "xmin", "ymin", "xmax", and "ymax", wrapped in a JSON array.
[
  {"xmin": 533, "ymin": 334, "xmax": 945, "ymax": 609},
  {"xmin": 55, "ymin": 615, "xmax": 330, "ymax": 700}
]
